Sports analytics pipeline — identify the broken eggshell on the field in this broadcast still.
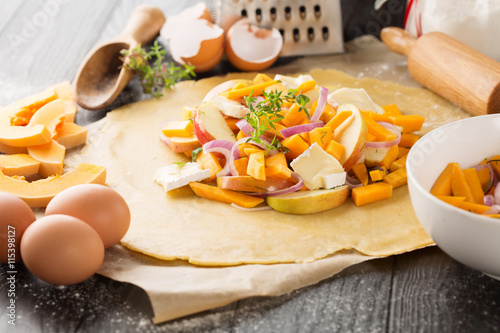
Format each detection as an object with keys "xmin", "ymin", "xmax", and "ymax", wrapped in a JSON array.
[{"xmin": 225, "ymin": 18, "xmax": 283, "ymax": 72}]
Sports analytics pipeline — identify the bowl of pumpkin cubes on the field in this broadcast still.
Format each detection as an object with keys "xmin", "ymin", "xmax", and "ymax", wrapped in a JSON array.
[{"xmin": 407, "ymin": 113, "xmax": 500, "ymax": 280}]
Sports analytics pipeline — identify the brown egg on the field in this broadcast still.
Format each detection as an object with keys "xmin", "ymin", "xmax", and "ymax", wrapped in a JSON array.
[
  {"xmin": 20, "ymin": 214, "xmax": 104, "ymax": 285},
  {"xmin": 225, "ymin": 18, "xmax": 283, "ymax": 72},
  {"xmin": 169, "ymin": 19, "xmax": 225, "ymax": 73},
  {"xmin": 0, "ymin": 192, "xmax": 36, "ymax": 263},
  {"xmin": 45, "ymin": 184, "xmax": 130, "ymax": 248}
]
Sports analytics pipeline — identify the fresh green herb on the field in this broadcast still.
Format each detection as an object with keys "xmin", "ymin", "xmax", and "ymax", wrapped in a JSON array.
[
  {"xmin": 191, "ymin": 147, "xmax": 203, "ymax": 162},
  {"xmin": 243, "ymin": 89, "xmax": 310, "ymax": 153},
  {"xmin": 173, "ymin": 161, "xmax": 187, "ymax": 167},
  {"xmin": 121, "ymin": 41, "xmax": 195, "ymax": 98}
]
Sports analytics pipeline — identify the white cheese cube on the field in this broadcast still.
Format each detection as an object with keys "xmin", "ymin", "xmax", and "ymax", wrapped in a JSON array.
[
  {"xmin": 323, "ymin": 171, "xmax": 347, "ymax": 189},
  {"xmin": 290, "ymin": 143, "xmax": 344, "ymax": 190},
  {"xmin": 154, "ymin": 162, "xmax": 210, "ymax": 192}
]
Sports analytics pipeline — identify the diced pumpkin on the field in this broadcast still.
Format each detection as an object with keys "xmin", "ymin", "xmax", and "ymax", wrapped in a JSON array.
[
  {"xmin": 161, "ymin": 120, "xmax": 194, "ymax": 137},
  {"xmin": 295, "ymin": 80, "xmax": 317, "ymax": 93},
  {"xmin": 397, "ymin": 146, "xmax": 410, "ymax": 158},
  {"xmin": 281, "ymin": 134, "xmax": 309, "ymax": 160},
  {"xmin": 0, "ymin": 163, "xmax": 106, "ymax": 208},
  {"xmin": 27, "ymin": 140, "xmax": 66, "ymax": 177},
  {"xmin": 364, "ymin": 111, "xmax": 394, "ymax": 124},
  {"xmin": 383, "ymin": 167, "xmax": 407, "ymax": 188},
  {"xmin": 236, "ymin": 130, "xmax": 246, "ymax": 141},
  {"xmin": 380, "ymin": 145, "xmax": 399, "ymax": 170},
  {"xmin": 389, "ymin": 154, "xmax": 407, "ymax": 172},
  {"xmin": 382, "ymin": 104, "xmax": 402, "ymax": 115},
  {"xmin": 389, "ymin": 115, "xmax": 425, "ymax": 133},
  {"xmin": 220, "ymin": 80, "xmax": 278, "ymax": 100},
  {"xmin": 55, "ymin": 122, "xmax": 88, "ymax": 149},
  {"xmin": 325, "ymin": 110, "xmax": 353, "ymax": 131},
  {"xmin": 309, "ymin": 126, "xmax": 333, "ymax": 149},
  {"xmin": 238, "ymin": 143, "xmax": 260, "ymax": 157},
  {"xmin": 436, "ymin": 195, "xmax": 466, "ymax": 207},
  {"xmin": 243, "ymin": 146, "xmax": 265, "ymax": 156},
  {"xmin": 324, "ymin": 139, "xmax": 345, "ymax": 161},
  {"xmin": 196, "ymin": 151, "xmax": 222, "ymax": 181},
  {"xmin": 217, "ymin": 175, "xmax": 293, "ymax": 192},
  {"xmin": 225, "ymin": 117, "xmax": 240, "ymax": 133},
  {"xmin": 233, "ymin": 157, "xmax": 249, "ymax": 176},
  {"xmin": 247, "ymin": 151, "xmax": 266, "ymax": 180},
  {"xmin": 463, "ymin": 168, "xmax": 485, "ymax": 205},
  {"xmin": 364, "ymin": 116, "xmax": 397, "ymax": 141},
  {"xmin": 351, "ymin": 182, "xmax": 393, "ymax": 206},
  {"xmin": 319, "ymin": 103, "xmax": 337, "ymax": 123},
  {"xmin": 253, "ymin": 73, "xmax": 273, "ymax": 84},
  {"xmin": 281, "ymin": 103, "xmax": 309, "ymax": 127},
  {"xmin": 351, "ymin": 162, "xmax": 369, "ymax": 186},
  {"xmin": 450, "ymin": 163, "xmax": 474, "ymax": 203},
  {"xmin": 265, "ymin": 165, "xmax": 292, "ymax": 179},
  {"xmin": 399, "ymin": 133, "xmax": 420, "ymax": 148},
  {"xmin": 0, "ymin": 154, "xmax": 40, "ymax": 176},
  {"xmin": 189, "ymin": 181, "xmax": 264, "ymax": 208},
  {"xmin": 459, "ymin": 201, "xmax": 491, "ymax": 214},
  {"xmin": 476, "ymin": 167, "xmax": 492, "ymax": 191},
  {"xmin": 369, "ymin": 169, "xmax": 385, "ymax": 182}
]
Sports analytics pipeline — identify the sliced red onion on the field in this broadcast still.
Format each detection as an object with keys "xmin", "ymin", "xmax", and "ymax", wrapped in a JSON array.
[
  {"xmin": 203, "ymin": 140, "xmax": 237, "ymax": 177},
  {"xmin": 356, "ymin": 151, "xmax": 366, "ymax": 164},
  {"xmin": 484, "ymin": 204, "xmax": 500, "ymax": 215},
  {"xmin": 247, "ymin": 172, "xmax": 304, "ymax": 198},
  {"xmin": 365, "ymin": 121, "xmax": 402, "ymax": 149},
  {"xmin": 244, "ymin": 95, "xmax": 265, "ymax": 109},
  {"xmin": 310, "ymin": 86, "xmax": 329, "ymax": 122},
  {"xmin": 474, "ymin": 163, "xmax": 495, "ymax": 194},
  {"xmin": 484, "ymin": 194, "xmax": 495, "ymax": 207},
  {"xmin": 346, "ymin": 174, "xmax": 364, "ymax": 189},
  {"xmin": 203, "ymin": 80, "xmax": 240, "ymax": 102},
  {"xmin": 230, "ymin": 203, "xmax": 272, "ymax": 211},
  {"xmin": 236, "ymin": 119, "xmax": 254, "ymax": 135},
  {"xmin": 494, "ymin": 185, "xmax": 500, "ymax": 206},
  {"xmin": 280, "ymin": 121, "xmax": 324, "ymax": 138}
]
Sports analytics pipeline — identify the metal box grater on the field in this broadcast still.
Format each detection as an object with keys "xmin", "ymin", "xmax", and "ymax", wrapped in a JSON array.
[{"xmin": 213, "ymin": 0, "xmax": 344, "ymax": 57}]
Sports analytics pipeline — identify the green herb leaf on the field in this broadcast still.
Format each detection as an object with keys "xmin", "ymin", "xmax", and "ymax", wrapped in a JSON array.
[
  {"xmin": 173, "ymin": 162, "xmax": 187, "ymax": 167},
  {"xmin": 191, "ymin": 147, "xmax": 203, "ymax": 162},
  {"xmin": 121, "ymin": 41, "xmax": 195, "ymax": 98}
]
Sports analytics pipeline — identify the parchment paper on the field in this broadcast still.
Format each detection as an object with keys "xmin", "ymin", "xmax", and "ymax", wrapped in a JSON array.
[{"xmin": 69, "ymin": 36, "xmax": 469, "ymax": 323}]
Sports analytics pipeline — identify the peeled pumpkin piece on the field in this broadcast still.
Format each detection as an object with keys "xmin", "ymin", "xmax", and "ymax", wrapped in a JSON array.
[
  {"xmin": 0, "ymin": 154, "xmax": 40, "ymax": 176},
  {"xmin": 0, "ymin": 141, "xmax": 27, "ymax": 154},
  {"xmin": 50, "ymin": 81, "xmax": 74, "ymax": 101},
  {"xmin": 63, "ymin": 100, "xmax": 77, "ymax": 122},
  {"xmin": 29, "ymin": 99, "xmax": 65, "ymax": 137},
  {"xmin": 0, "ymin": 89, "xmax": 57, "ymax": 147},
  {"xmin": 55, "ymin": 122, "xmax": 88, "ymax": 149},
  {"xmin": 28, "ymin": 140, "xmax": 65, "ymax": 177},
  {"xmin": 0, "ymin": 163, "xmax": 106, "ymax": 208}
]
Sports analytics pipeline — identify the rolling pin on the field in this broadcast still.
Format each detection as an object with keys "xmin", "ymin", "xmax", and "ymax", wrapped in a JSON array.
[{"xmin": 380, "ymin": 27, "xmax": 500, "ymax": 116}]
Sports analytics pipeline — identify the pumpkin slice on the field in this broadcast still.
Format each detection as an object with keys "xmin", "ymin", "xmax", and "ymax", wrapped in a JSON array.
[
  {"xmin": 0, "ymin": 163, "xmax": 106, "ymax": 207},
  {"xmin": 0, "ymin": 141, "xmax": 27, "ymax": 154},
  {"xmin": 63, "ymin": 100, "xmax": 77, "ymax": 122},
  {"xmin": 28, "ymin": 140, "xmax": 65, "ymax": 177},
  {"xmin": 50, "ymin": 81, "xmax": 74, "ymax": 100},
  {"xmin": 55, "ymin": 122, "xmax": 87, "ymax": 149},
  {"xmin": 29, "ymin": 99, "xmax": 65, "ymax": 137},
  {"xmin": 0, "ymin": 89, "xmax": 57, "ymax": 147},
  {"xmin": 0, "ymin": 154, "xmax": 40, "ymax": 176}
]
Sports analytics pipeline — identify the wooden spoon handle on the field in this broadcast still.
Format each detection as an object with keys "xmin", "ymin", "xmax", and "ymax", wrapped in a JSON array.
[
  {"xmin": 121, "ymin": 4, "xmax": 166, "ymax": 45},
  {"xmin": 380, "ymin": 27, "xmax": 416, "ymax": 57}
]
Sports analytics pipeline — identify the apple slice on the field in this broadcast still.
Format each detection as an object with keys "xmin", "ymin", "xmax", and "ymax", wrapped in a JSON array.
[
  {"xmin": 333, "ymin": 104, "xmax": 368, "ymax": 171},
  {"xmin": 193, "ymin": 103, "xmax": 236, "ymax": 145},
  {"xmin": 162, "ymin": 134, "xmax": 201, "ymax": 153},
  {"xmin": 266, "ymin": 185, "xmax": 349, "ymax": 215}
]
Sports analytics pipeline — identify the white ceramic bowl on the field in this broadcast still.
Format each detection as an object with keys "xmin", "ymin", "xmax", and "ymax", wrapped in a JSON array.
[{"xmin": 407, "ymin": 114, "xmax": 500, "ymax": 279}]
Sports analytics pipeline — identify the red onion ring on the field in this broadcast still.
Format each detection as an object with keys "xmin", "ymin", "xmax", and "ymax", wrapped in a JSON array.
[
  {"xmin": 236, "ymin": 119, "xmax": 254, "ymax": 135},
  {"xmin": 494, "ymin": 184, "xmax": 500, "ymax": 206},
  {"xmin": 203, "ymin": 140, "xmax": 239, "ymax": 177},
  {"xmin": 474, "ymin": 163, "xmax": 495, "ymax": 194},
  {"xmin": 247, "ymin": 172, "xmax": 304, "ymax": 198},
  {"xmin": 365, "ymin": 121, "xmax": 401, "ymax": 149},
  {"xmin": 280, "ymin": 121, "xmax": 324, "ymax": 138},
  {"xmin": 346, "ymin": 174, "xmax": 364, "ymax": 189},
  {"xmin": 484, "ymin": 204, "xmax": 500, "ymax": 215},
  {"xmin": 310, "ymin": 86, "xmax": 328, "ymax": 122},
  {"xmin": 231, "ymin": 203, "xmax": 272, "ymax": 211},
  {"xmin": 484, "ymin": 194, "xmax": 495, "ymax": 207}
]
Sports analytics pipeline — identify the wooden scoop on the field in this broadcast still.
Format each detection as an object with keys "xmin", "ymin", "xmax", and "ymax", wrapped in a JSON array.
[
  {"xmin": 380, "ymin": 27, "xmax": 500, "ymax": 116},
  {"xmin": 73, "ymin": 5, "xmax": 165, "ymax": 110}
]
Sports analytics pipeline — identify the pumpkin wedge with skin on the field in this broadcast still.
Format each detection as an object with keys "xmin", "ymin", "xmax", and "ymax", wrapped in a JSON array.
[
  {"xmin": 55, "ymin": 122, "xmax": 88, "ymax": 149},
  {"xmin": 0, "ymin": 89, "xmax": 58, "ymax": 147},
  {"xmin": 0, "ymin": 163, "xmax": 106, "ymax": 207},
  {"xmin": 0, "ymin": 154, "xmax": 40, "ymax": 176},
  {"xmin": 28, "ymin": 140, "xmax": 66, "ymax": 177}
]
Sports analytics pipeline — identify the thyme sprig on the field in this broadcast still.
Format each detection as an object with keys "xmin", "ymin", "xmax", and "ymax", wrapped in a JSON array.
[
  {"xmin": 120, "ymin": 41, "xmax": 195, "ymax": 98},
  {"xmin": 243, "ymin": 88, "xmax": 311, "ymax": 152}
]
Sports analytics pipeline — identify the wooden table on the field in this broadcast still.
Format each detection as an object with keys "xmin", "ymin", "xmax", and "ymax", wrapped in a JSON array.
[{"xmin": 1, "ymin": 1, "xmax": 500, "ymax": 332}]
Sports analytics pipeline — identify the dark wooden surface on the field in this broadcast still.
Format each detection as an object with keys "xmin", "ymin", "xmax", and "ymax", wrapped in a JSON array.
[{"xmin": 1, "ymin": 1, "xmax": 500, "ymax": 332}]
